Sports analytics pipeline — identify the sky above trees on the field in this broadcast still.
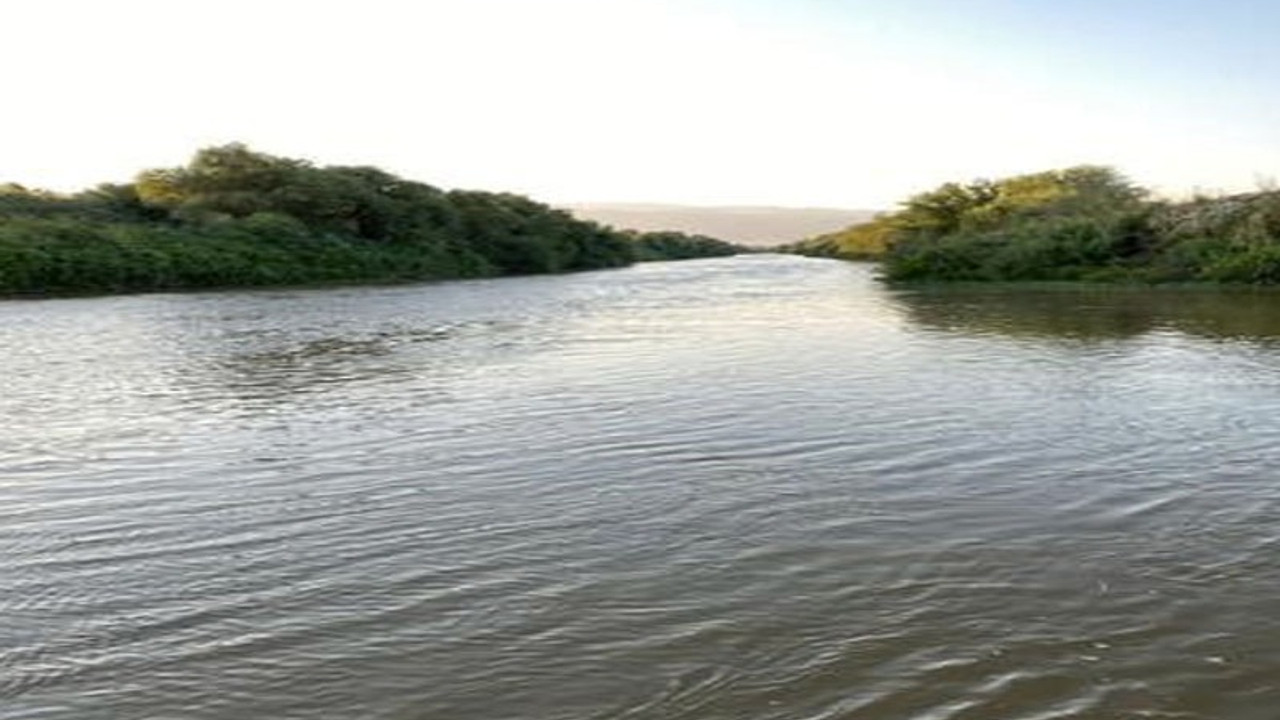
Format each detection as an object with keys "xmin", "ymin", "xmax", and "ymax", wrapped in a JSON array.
[{"xmin": 5, "ymin": 0, "xmax": 1279, "ymax": 208}]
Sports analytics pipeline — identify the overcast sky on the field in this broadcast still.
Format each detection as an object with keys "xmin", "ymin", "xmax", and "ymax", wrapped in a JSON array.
[{"xmin": 5, "ymin": 0, "xmax": 1279, "ymax": 208}]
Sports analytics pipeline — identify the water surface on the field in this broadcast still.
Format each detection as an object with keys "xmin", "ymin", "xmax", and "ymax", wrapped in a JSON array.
[{"xmin": 4, "ymin": 256, "xmax": 1280, "ymax": 719}]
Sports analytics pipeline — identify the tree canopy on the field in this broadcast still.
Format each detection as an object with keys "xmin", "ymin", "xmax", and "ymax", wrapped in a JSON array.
[
  {"xmin": 782, "ymin": 165, "xmax": 1280, "ymax": 284},
  {"xmin": 0, "ymin": 144, "xmax": 744, "ymax": 295}
]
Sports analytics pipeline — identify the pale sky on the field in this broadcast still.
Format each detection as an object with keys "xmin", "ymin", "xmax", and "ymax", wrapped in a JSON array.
[{"xmin": 4, "ymin": 0, "xmax": 1279, "ymax": 209}]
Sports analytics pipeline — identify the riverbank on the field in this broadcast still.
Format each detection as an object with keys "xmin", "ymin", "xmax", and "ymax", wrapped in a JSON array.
[
  {"xmin": 781, "ymin": 166, "xmax": 1280, "ymax": 284},
  {"xmin": 0, "ymin": 144, "xmax": 743, "ymax": 297}
]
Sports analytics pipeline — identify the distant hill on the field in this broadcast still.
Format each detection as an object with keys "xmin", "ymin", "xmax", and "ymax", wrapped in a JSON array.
[{"xmin": 565, "ymin": 203, "xmax": 879, "ymax": 248}]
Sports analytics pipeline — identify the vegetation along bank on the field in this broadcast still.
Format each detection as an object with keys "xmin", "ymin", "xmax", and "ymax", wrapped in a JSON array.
[
  {"xmin": 781, "ymin": 166, "xmax": 1280, "ymax": 284},
  {"xmin": 0, "ymin": 145, "xmax": 743, "ymax": 296}
]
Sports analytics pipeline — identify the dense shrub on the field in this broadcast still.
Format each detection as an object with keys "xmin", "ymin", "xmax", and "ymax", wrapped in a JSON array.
[
  {"xmin": 629, "ymin": 231, "xmax": 742, "ymax": 261},
  {"xmin": 0, "ymin": 145, "xmax": 741, "ymax": 296},
  {"xmin": 782, "ymin": 165, "xmax": 1280, "ymax": 284}
]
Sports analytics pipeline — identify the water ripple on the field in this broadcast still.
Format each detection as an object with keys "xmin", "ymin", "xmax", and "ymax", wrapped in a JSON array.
[{"xmin": 5, "ymin": 258, "xmax": 1280, "ymax": 718}]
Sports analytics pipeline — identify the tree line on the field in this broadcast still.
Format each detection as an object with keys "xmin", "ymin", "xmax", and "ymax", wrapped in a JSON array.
[
  {"xmin": 780, "ymin": 166, "xmax": 1280, "ymax": 283},
  {"xmin": 0, "ymin": 144, "xmax": 744, "ymax": 295}
]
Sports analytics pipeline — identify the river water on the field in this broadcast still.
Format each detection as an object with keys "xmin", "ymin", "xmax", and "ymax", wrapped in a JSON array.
[{"xmin": 4, "ymin": 255, "xmax": 1280, "ymax": 719}]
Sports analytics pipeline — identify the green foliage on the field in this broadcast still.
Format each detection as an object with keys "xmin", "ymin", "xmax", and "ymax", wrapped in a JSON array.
[
  {"xmin": 894, "ymin": 166, "xmax": 1144, "ymax": 236},
  {"xmin": 886, "ymin": 213, "xmax": 1148, "ymax": 282},
  {"xmin": 876, "ymin": 167, "xmax": 1280, "ymax": 284},
  {"xmin": 0, "ymin": 182, "xmax": 163, "ymax": 224},
  {"xmin": 774, "ymin": 163, "xmax": 1280, "ymax": 284},
  {"xmin": 448, "ymin": 190, "xmax": 634, "ymax": 273},
  {"xmin": 781, "ymin": 166, "xmax": 1149, "ymax": 269},
  {"xmin": 628, "ymin": 231, "xmax": 743, "ymax": 261},
  {"xmin": 0, "ymin": 144, "xmax": 740, "ymax": 296},
  {"xmin": 778, "ymin": 217, "xmax": 895, "ymax": 260}
]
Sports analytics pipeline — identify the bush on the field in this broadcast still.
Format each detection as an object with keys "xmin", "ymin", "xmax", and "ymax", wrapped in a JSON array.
[
  {"xmin": 0, "ymin": 145, "xmax": 740, "ymax": 296},
  {"xmin": 862, "ymin": 166, "xmax": 1280, "ymax": 284}
]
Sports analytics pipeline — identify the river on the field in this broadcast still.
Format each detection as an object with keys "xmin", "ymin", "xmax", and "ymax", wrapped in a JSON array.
[{"xmin": 4, "ymin": 255, "xmax": 1280, "ymax": 719}]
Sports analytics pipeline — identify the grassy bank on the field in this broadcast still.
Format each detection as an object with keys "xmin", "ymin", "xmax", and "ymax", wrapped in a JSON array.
[
  {"xmin": 0, "ymin": 145, "xmax": 743, "ymax": 297},
  {"xmin": 780, "ymin": 166, "xmax": 1280, "ymax": 284}
]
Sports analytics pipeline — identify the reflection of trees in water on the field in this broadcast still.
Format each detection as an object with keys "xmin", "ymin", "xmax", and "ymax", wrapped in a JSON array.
[{"xmin": 892, "ymin": 286, "xmax": 1280, "ymax": 342}]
